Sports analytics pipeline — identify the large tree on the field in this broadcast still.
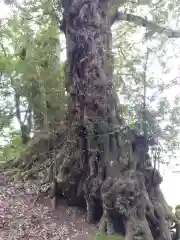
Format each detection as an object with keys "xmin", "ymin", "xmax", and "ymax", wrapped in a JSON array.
[
  {"xmin": 2, "ymin": 0, "xmax": 180, "ymax": 239},
  {"xmin": 52, "ymin": 0, "xmax": 180, "ymax": 239}
]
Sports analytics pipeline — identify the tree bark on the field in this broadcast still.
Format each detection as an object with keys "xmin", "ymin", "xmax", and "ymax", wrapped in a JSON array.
[{"xmin": 55, "ymin": 0, "xmax": 180, "ymax": 239}]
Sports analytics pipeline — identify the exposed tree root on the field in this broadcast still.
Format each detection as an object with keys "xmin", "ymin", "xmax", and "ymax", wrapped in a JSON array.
[
  {"xmin": 2, "ymin": 123, "xmax": 180, "ymax": 240},
  {"xmin": 2, "ymin": 125, "xmax": 67, "ymax": 201}
]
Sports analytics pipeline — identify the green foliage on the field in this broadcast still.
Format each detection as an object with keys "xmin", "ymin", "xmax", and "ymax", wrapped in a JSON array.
[
  {"xmin": 94, "ymin": 232, "xmax": 124, "ymax": 240},
  {"xmin": 111, "ymin": 4, "xmax": 180, "ymax": 163},
  {"xmin": 129, "ymin": 121, "xmax": 135, "ymax": 129},
  {"xmin": 0, "ymin": 0, "xmax": 67, "ymax": 136},
  {"xmin": 0, "ymin": 133, "xmax": 27, "ymax": 163}
]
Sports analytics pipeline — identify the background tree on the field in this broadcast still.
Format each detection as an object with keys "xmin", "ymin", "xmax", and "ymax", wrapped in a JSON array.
[{"xmin": 0, "ymin": 0, "xmax": 67, "ymax": 146}]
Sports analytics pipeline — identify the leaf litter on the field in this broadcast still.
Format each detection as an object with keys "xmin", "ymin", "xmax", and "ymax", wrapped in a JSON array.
[{"xmin": 0, "ymin": 175, "xmax": 96, "ymax": 240}]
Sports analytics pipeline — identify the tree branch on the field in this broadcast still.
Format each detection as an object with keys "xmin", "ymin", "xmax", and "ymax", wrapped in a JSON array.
[{"xmin": 111, "ymin": 11, "xmax": 180, "ymax": 38}]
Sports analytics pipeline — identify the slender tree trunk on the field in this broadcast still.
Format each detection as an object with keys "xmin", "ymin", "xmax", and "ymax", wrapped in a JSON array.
[{"xmin": 14, "ymin": 91, "xmax": 32, "ymax": 144}]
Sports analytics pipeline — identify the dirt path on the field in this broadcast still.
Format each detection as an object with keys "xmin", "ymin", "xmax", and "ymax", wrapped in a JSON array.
[{"xmin": 0, "ymin": 175, "xmax": 97, "ymax": 240}]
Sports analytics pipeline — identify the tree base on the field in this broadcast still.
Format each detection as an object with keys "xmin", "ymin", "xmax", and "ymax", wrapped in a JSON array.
[{"xmin": 1, "ymin": 124, "xmax": 180, "ymax": 240}]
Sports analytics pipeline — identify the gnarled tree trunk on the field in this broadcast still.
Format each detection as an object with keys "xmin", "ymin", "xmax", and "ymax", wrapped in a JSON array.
[{"xmin": 55, "ymin": 0, "xmax": 180, "ymax": 239}]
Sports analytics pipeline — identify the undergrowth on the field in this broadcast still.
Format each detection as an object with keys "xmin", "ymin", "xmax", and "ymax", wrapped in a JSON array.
[{"xmin": 94, "ymin": 232, "xmax": 124, "ymax": 240}]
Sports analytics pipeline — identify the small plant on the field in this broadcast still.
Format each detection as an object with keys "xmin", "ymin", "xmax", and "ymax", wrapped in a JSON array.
[{"xmin": 94, "ymin": 231, "xmax": 124, "ymax": 240}]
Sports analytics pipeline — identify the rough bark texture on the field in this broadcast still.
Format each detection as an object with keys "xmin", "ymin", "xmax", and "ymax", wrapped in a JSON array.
[
  {"xmin": 2, "ymin": 0, "xmax": 180, "ymax": 239},
  {"xmin": 56, "ymin": 0, "xmax": 180, "ymax": 239}
]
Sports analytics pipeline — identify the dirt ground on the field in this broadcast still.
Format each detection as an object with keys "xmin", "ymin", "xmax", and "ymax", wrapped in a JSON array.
[{"xmin": 0, "ymin": 175, "xmax": 97, "ymax": 240}]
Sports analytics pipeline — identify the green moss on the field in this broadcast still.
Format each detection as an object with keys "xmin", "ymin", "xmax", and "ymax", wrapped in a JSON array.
[{"xmin": 94, "ymin": 232, "xmax": 124, "ymax": 240}]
